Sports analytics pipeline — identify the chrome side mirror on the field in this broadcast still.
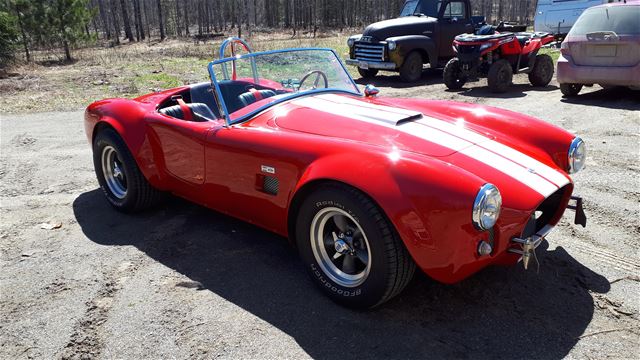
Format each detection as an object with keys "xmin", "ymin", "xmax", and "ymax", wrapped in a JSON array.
[{"xmin": 364, "ymin": 84, "xmax": 380, "ymax": 97}]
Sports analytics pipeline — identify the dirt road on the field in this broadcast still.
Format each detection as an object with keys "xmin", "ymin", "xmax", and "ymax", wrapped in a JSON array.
[{"xmin": 1, "ymin": 73, "xmax": 639, "ymax": 359}]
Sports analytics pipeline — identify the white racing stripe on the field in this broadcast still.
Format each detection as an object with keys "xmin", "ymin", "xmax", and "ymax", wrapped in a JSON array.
[{"xmin": 292, "ymin": 95, "xmax": 568, "ymax": 197}]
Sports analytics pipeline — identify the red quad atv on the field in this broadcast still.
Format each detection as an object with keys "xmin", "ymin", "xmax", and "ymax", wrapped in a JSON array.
[{"xmin": 443, "ymin": 24, "xmax": 556, "ymax": 93}]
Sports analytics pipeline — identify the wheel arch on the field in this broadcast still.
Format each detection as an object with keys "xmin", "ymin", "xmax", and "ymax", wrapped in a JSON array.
[{"xmin": 388, "ymin": 35, "xmax": 437, "ymax": 68}]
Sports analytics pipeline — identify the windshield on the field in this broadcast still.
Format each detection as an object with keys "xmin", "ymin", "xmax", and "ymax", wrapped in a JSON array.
[
  {"xmin": 208, "ymin": 48, "xmax": 359, "ymax": 124},
  {"xmin": 569, "ymin": 5, "xmax": 640, "ymax": 36},
  {"xmin": 400, "ymin": 0, "xmax": 441, "ymax": 17}
]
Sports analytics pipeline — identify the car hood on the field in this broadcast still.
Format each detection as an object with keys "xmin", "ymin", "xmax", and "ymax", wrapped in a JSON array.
[
  {"xmin": 363, "ymin": 16, "xmax": 437, "ymax": 40},
  {"xmin": 275, "ymin": 93, "xmax": 571, "ymax": 198}
]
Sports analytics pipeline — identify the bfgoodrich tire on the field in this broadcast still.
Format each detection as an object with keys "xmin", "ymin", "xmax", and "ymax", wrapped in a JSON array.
[
  {"xmin": 399, "ymin": 51, "xmax": 423, "ymax": 82},
  {"xmin": 295, "ymin": 183, "xmax": 415, "ymax": 308},
  {"xmin": 93, "ymin": 128, "xmax": 163, "ymax": 212},
  {"xmin": 443, "ymin": 58, "xmax": 467, "ymax": 90},
  {"xmin": 528, "ymin": 54, "xmax": 554, "ymax": 87},
  {"xmin": 358, "ymin": 68, "xmax": 379, "ymax": 79},
  {"xmin": 487, "ymin": 59, "xmax": 513, "ymax": 93}
]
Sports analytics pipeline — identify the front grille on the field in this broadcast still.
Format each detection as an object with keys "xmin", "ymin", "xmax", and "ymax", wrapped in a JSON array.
[
  {"xmin": 521, "ymin": 185, "xmax": 569, "ymax": 238},
  {"xmin": 457, "ymin": 45, "xmax": 480, "ymax": 54},
  {"xmin": 354, "ymin": 42, "xmax": 385, "ymax": 62}
]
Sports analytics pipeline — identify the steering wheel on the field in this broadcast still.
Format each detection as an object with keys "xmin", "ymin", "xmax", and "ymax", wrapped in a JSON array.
[{"xmin": 298, "ymin": 70, "xmax": 329, "ymax": 91}]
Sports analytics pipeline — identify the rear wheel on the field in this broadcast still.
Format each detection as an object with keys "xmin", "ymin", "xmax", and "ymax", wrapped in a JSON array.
[
  {"xmin": 443, "ymin": 58, "xmax": 467, "ymax": 90},
  {"xmin": 93, "ymin": 128, "xmax": 163, "ymax": 212},
  {"xmin": 295, "ymin": 183, "xmax": 415, "ymax": 308},
  {"xmin": 528, "ymin": 54, "xmax": 554, "ymax": 87},
  {"xmin": 487, "ymin": 59, "xmax": 513, "ymax": 93},
  {"xmin": 399, "ymin": 51, "xmax": 423, "ymax": 82},
  {"xmin": 358, "ymin": 68, "xmax": 379, "ymax": 79},
  {"xmin": 560, "ymin": 83, "xmax": 583, "ymax": 97}
]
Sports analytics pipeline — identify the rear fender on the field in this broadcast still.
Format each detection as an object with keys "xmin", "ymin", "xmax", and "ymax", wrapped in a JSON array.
[{"xmin": 388, "ymin": 35, "xmax": 438, "ymax": 68}]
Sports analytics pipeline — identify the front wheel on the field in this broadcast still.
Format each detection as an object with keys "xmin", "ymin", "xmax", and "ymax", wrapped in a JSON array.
[
  {"xmin": 528, "ymin": 54, "xmax": 554, "ymax": 87},
  {"xmin": 295, "ymin": 184, "xmax": 415, "ymax": 308},
  {"xmin": 93, "ymin": 128, "xmax": 163, "ymax": 212},
  {"xmin": 443, "ymin": 58, "xmax": 467, "ymax": 90},
  {"xmin": 487, "ymin": 59, "xmax": 513, "ymax": 93},
  {"xmin": 560, "ymin": 83, "xmax": 583, "ymax": 97},
  {"xmin": 358, "ymin": 68, "xmax": 379, "ymax": 79},
  {"xmin": 399, "ymin": 51, "xmax": 423, "ymax": 82}
]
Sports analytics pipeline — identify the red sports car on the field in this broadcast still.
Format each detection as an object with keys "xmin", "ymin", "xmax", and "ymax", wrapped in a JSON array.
[{"xmin": 85, "ymin": 40, "xmax": 587, "ymax": 308}]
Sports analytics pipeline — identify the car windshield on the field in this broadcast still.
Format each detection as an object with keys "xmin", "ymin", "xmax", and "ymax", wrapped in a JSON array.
[
  {"xmin": 208, "ymin": 48, "xmax": 359, "ymax": 124},
  {"xmin": 569, "ymin": 5, "xmax": 640, "ymax": 36},
  {"xmin": 400, "ymin": 0, "xmax": 441, "ymax": 17}
]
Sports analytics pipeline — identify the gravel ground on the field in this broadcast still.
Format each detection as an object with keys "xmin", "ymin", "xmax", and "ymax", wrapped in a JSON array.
[{"xmin": 1, "ymin": 72, "xmax": 639, "ymax": 359}]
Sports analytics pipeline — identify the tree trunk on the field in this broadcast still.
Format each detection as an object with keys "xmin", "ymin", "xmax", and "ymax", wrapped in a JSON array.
[
  {"xmin": 120, "ymin": 0, "xmax": 135, "ymax": 41},
  {"xmin": 157, "ymin": 0, "xmax": 165, "ymax": 40},
  {"xmin": 14, "ymin": 5, "xmax": 30, "ymax": 62},
  {"xmin": 110, "ymin": 0, "xmax": 120, "ymax": 44},
  {"xmin": 183, "ymin": 0, "xmax": 190, "ymax": 35},
  {"xmin": 97, "ymin": 0, "xmax": 111, "ymax": 39}
]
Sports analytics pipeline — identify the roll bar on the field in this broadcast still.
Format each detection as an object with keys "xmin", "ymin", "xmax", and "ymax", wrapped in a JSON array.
[{"xmin": 218, "ymin": 37, "xmax": 259, "ymax": 83}]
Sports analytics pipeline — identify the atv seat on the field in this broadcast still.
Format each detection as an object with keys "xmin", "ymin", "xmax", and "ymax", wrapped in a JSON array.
[
  {"xmin": 515, "ymin": 32, "xmax": 551, "ymax": 47},
  {"xmin": 160, "ymin": 102, "xmax": 216, "ymax": 122}
]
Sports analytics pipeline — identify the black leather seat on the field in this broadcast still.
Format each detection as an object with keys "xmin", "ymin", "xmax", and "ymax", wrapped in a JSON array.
[
  {"xmin": 238, "ymin": 89, "xmax": 276, "ymax": 107},
  {"xmin": 159, "ymin": 103, "xmax": 216, "ymax": 122}
]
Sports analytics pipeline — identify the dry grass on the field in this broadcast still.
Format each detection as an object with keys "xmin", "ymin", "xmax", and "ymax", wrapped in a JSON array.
[{"xmin": 0, "ymin": 31, "xmax": 352, "ymax": 114}]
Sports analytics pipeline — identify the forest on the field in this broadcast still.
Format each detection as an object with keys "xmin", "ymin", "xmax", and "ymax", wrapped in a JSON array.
[{"xmin": 0, "ymin": 0, "xmax": 539, "ymax": 65}]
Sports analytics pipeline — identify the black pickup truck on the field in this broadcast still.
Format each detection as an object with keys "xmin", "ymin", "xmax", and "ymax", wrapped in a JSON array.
[{"xmin": 346, "ymin": 0, "xmax": 484, "ymax": 82}]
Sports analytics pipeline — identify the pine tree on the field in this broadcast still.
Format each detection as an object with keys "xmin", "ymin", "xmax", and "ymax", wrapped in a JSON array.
[
  {"xmin": 0, "ymin": 6, "xmax": 18, "ymax": 66},
  {"xmin": 45, "ymin": 0, "xmax": 93, "ymax": 61}
]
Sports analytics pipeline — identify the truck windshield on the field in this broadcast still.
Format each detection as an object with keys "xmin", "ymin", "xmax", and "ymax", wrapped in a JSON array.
[{"xmin": 400, "ymin": 0, "xmax": 441, "ymax": 17}]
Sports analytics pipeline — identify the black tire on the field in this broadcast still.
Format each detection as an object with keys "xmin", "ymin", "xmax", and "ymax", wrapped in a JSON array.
[
  {"xmin": 443, "ymin": 58, "xmax": 467, "ymax": 90},
  {"xmin": 560, "ymin": 83, "xmax": 583, "ymax": 97},
  {"xmin": 358, "ymin": 68, "xmax": 379, "ymax": 79},
  {"xmin": 528, "ymin": 54, "xmax": 554, "ymax": 87},
  {"xmin": 487, "ymin": 59, "xmax": 513, "ymax": 93},
  {"xmin": 399, "ymin": 51, "xmax": 423, "ymax": 82},
  {"xmin": 295, "ymin": 183, "xmax": 415, "ymax": 308},
  {"xmin": 93, "ymin": 128, "xmax": 163, "ymax": 212}
]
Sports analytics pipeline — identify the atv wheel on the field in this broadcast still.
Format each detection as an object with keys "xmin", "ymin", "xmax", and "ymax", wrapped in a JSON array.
[
  {"xmin": 93, "ymin": 128, "xmax": 163, "ymax": 212},
  {"xmin": 399, "ymin": 51, "xmax": 423, "ymax": 82},
  {"xmin": 296, "ymin": 183, "xmax": 415, "ymax": 308},
  {"xmin": 529, "ymin": 54, "xmax": 554, "ymax": 87},
  {"xmin": 358, "ymin": 68, "xmax": 379, "ymax": 79},
  {"xmin": 560, "ymin": 83, "xmax": 583, "ymax": 97},
  {"xmin": 487, "ymin": 59, "xmax": 513, "ymax": 93},
  {"xmin": 443, "ymin": 58, "xmax": 467, "ymax": 90}
]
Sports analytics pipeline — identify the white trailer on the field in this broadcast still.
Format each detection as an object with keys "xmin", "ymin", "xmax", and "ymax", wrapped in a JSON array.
[{"xmin": 534, "ymin": 0, "xmax": 619, "ymax": 35}]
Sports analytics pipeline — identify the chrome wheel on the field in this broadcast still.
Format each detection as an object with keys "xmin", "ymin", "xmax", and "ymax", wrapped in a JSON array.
[
  {"xmin": 101, "ymin": 145, "xmax": 127, "ymax": 199},
  {"xmin": 310, "ymin": 207, "xmax": 371, "ymax": 288}
]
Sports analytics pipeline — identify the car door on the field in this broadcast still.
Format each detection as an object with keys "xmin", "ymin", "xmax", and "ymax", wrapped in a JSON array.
[
  {"xmin": 438, "ymin": 0, "xmax": 473, "ymax": 59},
  {"xmin": 147, "ymin": 114, "xmax": 211, "ymax": 186}
]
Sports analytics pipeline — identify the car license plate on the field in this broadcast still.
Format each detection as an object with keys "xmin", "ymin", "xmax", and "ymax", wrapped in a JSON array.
[
  {"xmin": 359, "ymin": 61, "xmax": 369, "ymax": 70},
  {"xmin": 590, "ymin": 45, "xmax": 617, "ymax": 57}
]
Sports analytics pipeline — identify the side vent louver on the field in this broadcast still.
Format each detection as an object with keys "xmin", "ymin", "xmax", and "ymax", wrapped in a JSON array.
[{"xmin": 262, "ymin": 175, "xmax": 279, "ymax": 195}]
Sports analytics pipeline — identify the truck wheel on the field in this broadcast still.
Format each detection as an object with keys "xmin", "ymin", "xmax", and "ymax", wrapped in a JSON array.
[
  {"xmin": 358, "ymin": 68, "xmax": 379, "ymax": 79},
  {"xmin": 443, "ymin": 58, "xmax": 467, "ymax": 90},
  {"xmin": 295, "ymin": 183, "xmax": 415, "ymax": 308},
  {"xmin": 528, "ymin": 54, "xmax": 554, "ymax": 87},
  {"xmin": 399, "ymin": 51, "xmax": 423, "ymax": 82},
  {"xmin": 93, "ymin": 128, "xmax": 164, "ymax": 212},
  {"xmin": 560, "ymin": 83, "xmax": 583, "ymax": 97},
  {"xmin": 487, "ymin": 59, "xmax": 513, "ymax": 93}
]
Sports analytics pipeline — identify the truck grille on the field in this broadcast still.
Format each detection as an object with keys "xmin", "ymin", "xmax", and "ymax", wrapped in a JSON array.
[{"xmin": 354, "ymin": 42, "xmax": 385, "ymax": 62}]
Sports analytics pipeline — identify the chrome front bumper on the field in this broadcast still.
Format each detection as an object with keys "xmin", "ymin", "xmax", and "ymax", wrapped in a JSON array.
[
  {"xmin": 509, "ymin": 196, "xmax": 586, "ymax": 270},
  {"xmin": 345, "ymin": 59, "xmax": 396, "ymax": 70}
]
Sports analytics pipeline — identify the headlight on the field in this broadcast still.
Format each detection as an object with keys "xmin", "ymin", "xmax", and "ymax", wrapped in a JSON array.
[
  {"xmin": 568, "ymin": 137, "xmax": 586, "ymax": 174},
  {"xmin": 347, "ymin": 35, "xmax": 361, "ymax": 48},
  {"xmin": 479, "ymin": 43, "xmax": 492, "ymax": 52},
  {"xmin": 472, "ymin": 184, "xmax": 502, "ymax": 230},
  {"xmin": 387, "ymin": 40, "xmax": 397, "ymax": 51}
]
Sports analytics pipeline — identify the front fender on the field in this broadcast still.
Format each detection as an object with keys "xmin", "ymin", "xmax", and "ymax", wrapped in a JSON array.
[
  {"xmin": 292, "ymin": 149, "xmax": 495, "ymax": 283},
  {"xmin": 387, "ymin": 35, "xmax": 438, "ymax": 68}
]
